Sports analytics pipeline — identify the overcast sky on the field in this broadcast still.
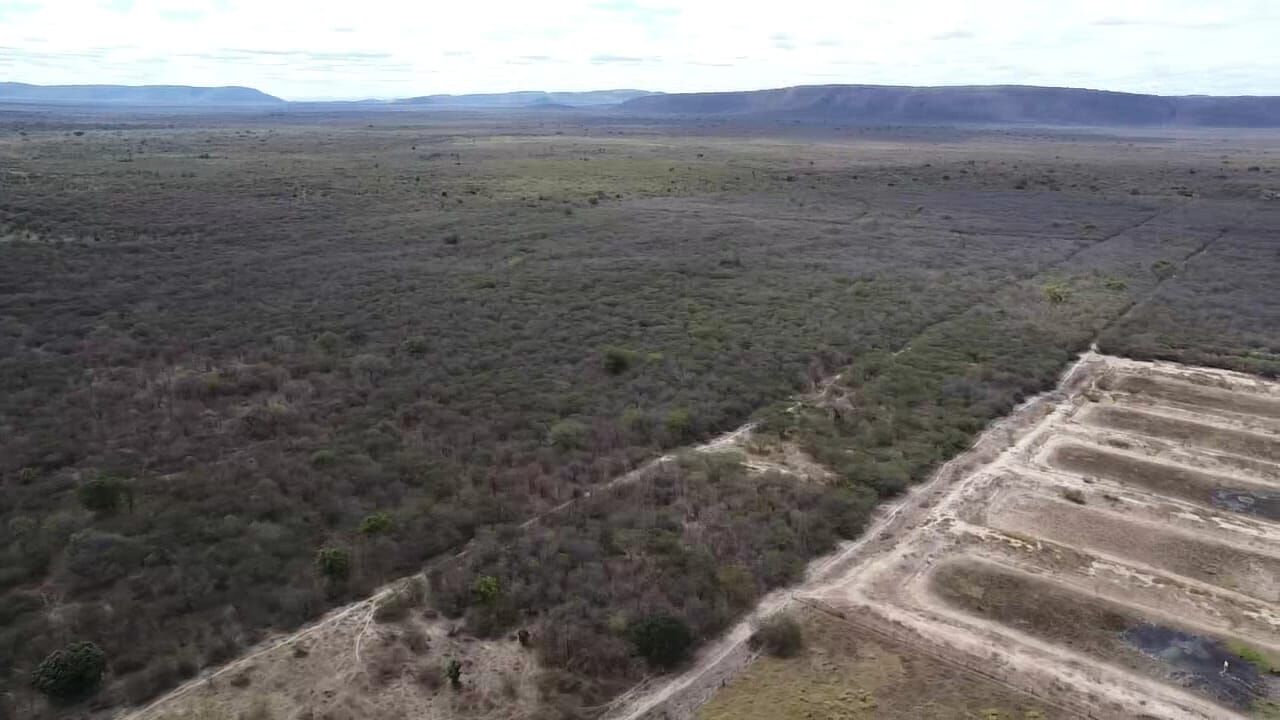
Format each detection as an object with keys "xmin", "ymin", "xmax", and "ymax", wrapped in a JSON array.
[{"xmin": 3, "ymin": 0, "xmax": 1278, "ymax": 100}]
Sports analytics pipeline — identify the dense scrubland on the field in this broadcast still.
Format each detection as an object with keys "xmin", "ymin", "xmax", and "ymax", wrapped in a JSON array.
[{"xmin": 0, "ymin": 113, "xmax": 1277, "ymax": 718}]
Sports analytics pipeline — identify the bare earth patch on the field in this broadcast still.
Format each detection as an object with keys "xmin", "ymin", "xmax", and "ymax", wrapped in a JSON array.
[
  {"xmin": 141, "ymin": 608, "xmax": 540, "ymax": 720},
  {"xmin": 697, "ymin": 607, "xmax": 1053, "ymax": 720}
]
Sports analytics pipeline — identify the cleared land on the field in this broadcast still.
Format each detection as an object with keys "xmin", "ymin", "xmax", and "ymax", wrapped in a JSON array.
[
  {"xmin": 2, "ymin": 113, "xmax": 1279, "ymax": 719},
  {"xmin": 661, "ymin": 353, "xmax": 1280, "ymax": 720},
  {"xmin": 697, "ymin": 607, "xmax": 1055, "ymax": 720}
]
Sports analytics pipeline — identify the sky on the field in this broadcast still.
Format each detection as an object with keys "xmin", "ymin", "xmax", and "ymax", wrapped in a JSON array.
[{"xmin": 2, "ymin": 0, "xmax": 1279, "ymax": 100}]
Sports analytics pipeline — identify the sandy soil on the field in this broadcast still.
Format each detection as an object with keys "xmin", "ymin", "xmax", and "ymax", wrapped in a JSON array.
[{"xmin": 135, "ymin": 595, "xmax": 541, "ymax": 720}]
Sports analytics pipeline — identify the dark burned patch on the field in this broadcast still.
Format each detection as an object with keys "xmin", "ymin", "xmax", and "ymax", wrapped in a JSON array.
[
  {"xmin": 1048, "ymin": 443, "xmax": 1279, "ymax": 518},
  {"xmin": 1210, "ymin": 488, "xmax": 1280, "ymax": 520},
  {"xmin": 1122, "ymin": 624, "xmax": 1272, "ymax": 710},
  {"xmin": 932, "ymin": 560, "xmax": 1278, "ymax": 713}
]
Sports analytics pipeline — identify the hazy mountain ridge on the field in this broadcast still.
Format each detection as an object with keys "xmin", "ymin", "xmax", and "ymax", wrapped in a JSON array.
[
  {"xmin": 4, "ymin": 82, "xmax": 1279, "ymax": 126},
  {"xmin": 0, "ymin": 82, "xmax": 284, "ymax": 105},
  {"xmin": 618, "ymin": 84, "xmax": 1280, "ymax": 127},
  {"xmin": 393, "ymin": 89, "xmax": 656, "ymax": 107}
]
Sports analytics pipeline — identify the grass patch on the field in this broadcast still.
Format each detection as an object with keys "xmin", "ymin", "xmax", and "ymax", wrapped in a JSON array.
[{"xmin": 1229, "ymin": 640, "xmax": 1280, "ymax": 674}]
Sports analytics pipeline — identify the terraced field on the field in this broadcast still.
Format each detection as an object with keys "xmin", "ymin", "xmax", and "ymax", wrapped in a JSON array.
[
  {"xmin": 785, "ymin": 352, "xmax": 1280, "ymax": 719},
  {"xmin": 620, "ymin": 352, "xmax": 1279, "ymax": 720}
]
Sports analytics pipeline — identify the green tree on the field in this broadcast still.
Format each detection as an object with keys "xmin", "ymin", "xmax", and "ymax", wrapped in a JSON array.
[
  {"xmin": 359, "ymin": 512, "xmax": 393, "ymax": 536},
  {"xmin": 754, "ymin": 613, "xmax": 804, "ymax": 657},
  {"xmin": 31, "ymin": 641, "xmax": 106, "ymax": 701},
  {"xmin": 626, "ymin": 614, "xmax": 694, "ymax": 669},
  {"xmin": 401, "ymin": 336, "xmax": 429, "ymax": 356},
  {"xmin": 620, "ymin": 407, "xmax": 652, "ymax": 439},
  {"xmin": 315, "ymin": 546, "xmax": 351, "ymax": 582},
  {"xmin": 602, "ymin": 346, "xmax": 638, "ymax": 375},
  {"xmin": 716, "ymin": 564, "xmax": 757, "ymax": 610},
  {"xmin": 664, "ymin": 408, "xmax": 694, "ymax": 443},
  {"xmin": 445, "ymin": 659, "xmax": 463, "ymax": 688},
  {"xmin": 310, "ymin": 449, "xmax": 337, "ymax": 467},
  {"xmin": 77, "ymin": 476, "xmax": 128, "ymax": 514},
  {"xmin": 472, "ymin": 575, "xmax": 501, "ymax": 604},
  {"xmin": 1151, "ymin": 259, "xmax": 1176, "ymax": 281},
  {"xmin": 1043, "ymin": 282, "xmax": 1070, "ymax": 305},
  {"xmin": 315, "ymin": 331, "xmax": 342, "ymax": 353},
  {"xmin": 549, "ymin": 419, "xmax": 587, "ymax": 450}
]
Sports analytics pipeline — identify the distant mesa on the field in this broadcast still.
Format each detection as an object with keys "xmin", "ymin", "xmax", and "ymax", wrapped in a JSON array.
[
  {"xmin": 0, "ymin": 82, "xmax": 284, "ymax": 106},
  {"xmin": 617, "ymin": 84, "xmax": 1280, "ymax": 128}
]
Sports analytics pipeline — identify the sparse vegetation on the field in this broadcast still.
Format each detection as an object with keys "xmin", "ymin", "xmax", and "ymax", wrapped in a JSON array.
[
  {"xmin": 373, "ymin": 578, "xmax": 426, "ymax": 623},
  {"xmin": 1, "ymin": 114, "xmax": 1276, "ymax": 717},
  {"xmin": 428, "ymin": 453, "xmax": 876, "ymax": 698}
]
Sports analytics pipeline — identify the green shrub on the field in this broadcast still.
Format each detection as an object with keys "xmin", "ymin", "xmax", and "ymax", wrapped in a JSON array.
[
  {"xmin": 626, "ymin": 614, "xmax": 693, "ymax": 669},
  {"xmin": 77, "ymin": 476, "xmax": 127, "ymax": 514},
  {"xmin": 445, "ymin": 659, "xmax": 463, "ymax": 688},
  {"xmin": 315, "ymin": 331, "xmax": 342, "ymax": 353},
  {"xmin": 472, "ymin": 575, "xmax": 501, "ymax": 604},
  {"xmin": 664, "ymin": 408, "xmax": 694, "ymax": 442},
  {"xmin": 620, "ymin": 407, "xmax": 652, "ymax": 437},
  {"xmin": 753, "ymin": 613, "xmax": 804, "ymax": 658},
  {"xmin": 315, "ymin": 546, "xmax": 351, "ymax": 582},
  {"xmin": 401, "ymin": 336, "xmax": 429, "ymax": 356},
  {"xmin": 310, "ymin": 449, "xmax": 338, "ymax": 467},
  {"xmin": 241, "ymin": 400, "xmax": 297, "ymax": 439},
  {"xmin": 716, "ymin": 564, "xmax": 757, "ymax": 610},
  {"xmin": 1043, "ymin": 282, "xmax": 1070, "ymax": 305},
  {"xmin": 359, "ymin": 512, "xmax": 393, "ymax": 536},
  {"xmin": 602, "ymin": 346, "xmax": 639, "ymax": 375},
  {"xmin": 31, "ymin": 641, "xmax": 106, "ymax": 701},
  {"xmin": 549, "ymin": 419, "xmax": 587, "ymax": 450}
]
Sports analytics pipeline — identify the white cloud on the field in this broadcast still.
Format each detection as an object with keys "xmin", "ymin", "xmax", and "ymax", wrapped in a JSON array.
[{"xmin": 1, "ymin": 0, "xmax": 1277, "ymax": 99}]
